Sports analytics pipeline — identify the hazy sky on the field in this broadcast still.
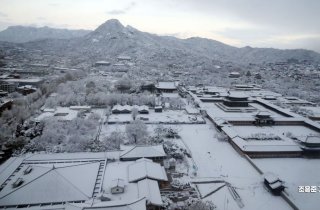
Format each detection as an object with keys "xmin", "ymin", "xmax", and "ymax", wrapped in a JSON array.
[{"xmin": 0, "ymin": 0, "xmax": 319, "ymax": 52}]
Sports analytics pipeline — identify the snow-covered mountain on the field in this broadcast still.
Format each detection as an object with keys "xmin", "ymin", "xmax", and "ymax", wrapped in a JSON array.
[
  {"xmin": 0, "ymin": 26, "xmax": 91, "ymax": 43},
  {"xmin": 15, "ymin": 19, "xmax": 320, "ymax": 64}
]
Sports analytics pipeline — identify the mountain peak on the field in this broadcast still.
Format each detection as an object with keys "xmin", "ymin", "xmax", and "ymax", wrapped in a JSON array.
[{"xmin": 94, "ymin": 19, "xmax": 125, "ymax": 34}]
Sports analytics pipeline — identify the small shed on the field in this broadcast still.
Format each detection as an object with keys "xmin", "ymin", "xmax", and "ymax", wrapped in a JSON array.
[
  {"xmin": 23, "ymin": 165, "xmax": 33, "ymax": 175},
  {"xmin": 111, "ymin": 105, "xmax": 122, "ymax": 114},
  {"xmin": 155, "ymin": 106, "xmax": 162, "ymax": 113},
  {"xmin": 254, "ymin": 111, "xmax": 274, "ymax": 126},
  {"xmin": 122, "ymin": 105, "xmax": 132, "ymax": 113},
  {"xmin": 112, "ymin": 105, "xmax": 132, "ymax": 114},
  {"xmin": 110, "ymin": 179, "xmax": 125, "ymax": 194},
  {"xmin": 264, "ymin": 173, "xmax": 285, "ymax": 195},
  {"xmin": 138, "ymin": 105, "xmax": 149, "ymax": 114},
  {"xmin": 12, "ymin": 178, "xmax": 24, "ymax": 188},
  {"xmin": 168, "ymin": 158, "xmax": 176, "ymax": 170}
]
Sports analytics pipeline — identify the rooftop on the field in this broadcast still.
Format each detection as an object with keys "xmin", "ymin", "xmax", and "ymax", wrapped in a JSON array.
[
  {"xmin": 156, "ymin": 82, "xmax": 176, "ymax": 90},
  {"xmin": 120, "ymin": 145, "xmax": 166, "ymax": 160},
  {"xmin": 0, "ymin": 162, "xmax": 100, "ymax": 207},
  {"xmin": 137, "ymin": 179, "xmax": 162, "ymax": 206},
  {"xmin": 2, "ymin": 78, "xmax": 43, "ymax": 83},
  {"xmin": 128, "ymin": 158, "xmax": 168, "ymax": 183}
]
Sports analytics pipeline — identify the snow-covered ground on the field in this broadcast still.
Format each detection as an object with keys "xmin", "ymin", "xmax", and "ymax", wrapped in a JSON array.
[
  {"xmin": 253, "ymin": 158, "xmax": 320, "ymax": 210},
  {"xmin": 108, "ymin": 110, "xmax": 205, "ymax": 124},
  {"xmin": 176, "ymin": 122, "xmax": 292, "ymax": 210},
  {"xmin": 100, "ymin": 124, "xmax": 126, "ymax": 139}
]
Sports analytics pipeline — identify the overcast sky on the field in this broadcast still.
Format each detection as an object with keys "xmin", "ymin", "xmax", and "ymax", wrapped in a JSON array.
[{"xmin": 0, "ymin": 0, "xmax": 319, "ymax": 52}]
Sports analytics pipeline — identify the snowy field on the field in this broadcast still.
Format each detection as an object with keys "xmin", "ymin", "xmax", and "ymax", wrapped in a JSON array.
[
  {"xmin": 100, "ymin": 124, "xmax": 126, "ymax": 139},
  {"xmin": 176, "ymin": 122, "xmax": 292, "ymax": 210},
  {"xmin": 108, "ymin": 110, "xmax": 205, "ymax": 124},
  {"xmin": 253, "ymin": 158, "xmax": 320, "ymax": 210}
]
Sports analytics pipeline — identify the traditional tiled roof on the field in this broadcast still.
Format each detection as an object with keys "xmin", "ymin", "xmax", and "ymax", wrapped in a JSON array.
[
  {"xmin": 120, "ymin": 145, "xmax": 166, "ymax": 159},
  {"xmin": 128, "ymin": 158, "xmax": 167, "ymax": 183}
]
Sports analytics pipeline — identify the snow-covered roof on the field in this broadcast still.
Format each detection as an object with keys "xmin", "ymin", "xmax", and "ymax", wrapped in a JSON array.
[
  {"xmin": 156, "ymin": 82, "xmax": 176, "ymax": 90},
  {"xmin": 227, "ymin": 92, "xmax": 248, "ymax": 99},
  {"xmin": 137, "ymin": 179, "xmax": 163, "ymax": 206},
  {"xmin": 17, "ymin": 85, "xmax": 36, "ymax": 89},
  {"xmin": 232, "ymin": 136, "xmax": 302, "ymax": 152},
  {"xmin": 4, "ymin": 78, "xmax": 43, "ymax": 83},
  {"xmin": 43, "ymin": 108, "xmax": 56, "ymax": 113},
  {"xmin": 299, "ymin": 135, "xmax": 320, "ymax": 144},
  {"xmin": 117, "ymin": 56, "xmax": 131, "ymax": 60},
  {"xmin": 221, "ymin": 126, "xmax": 238, "ymax": 139},
  {"xmin": 70, "ymin": 106, "xmax": 91, "ymax": 110},
  {"xmin": 138, "ymin": 105, "xmax": 149, "ymax": 111},
  {"xmin": 132, "ymin": 105, "xmax": 149, "ymax": 111},
  {"xmin": 120, "ymin": 145, "xmax": 166, "ymax": 159},
  {"xmin": 111, "ymin": 179, "xmax": 125, "ymax": 189},
  {"xmin": 234, "ymin": 84, "xmax": 254, "ymax": 88},
  {"xmin": 263, "ymin": 95, "xmax": 277, "ymax": 100},
  {"xmin": 256, "ymin": 111, "xmax": 272, "ymax": 117},
  {"xmin": 113, "ymin": 63, "xmax": 126, "ymax": 66},
  {"xmin": 185, "ymin": 107, "xmax": 200, "ymax": 114},
  {"xmin": 23, "ymin": 152, "xmax": 112, "ymax": 162},
  {"xmin": 128, "ymin": 158, "xmax": 168, "ymax": 183},
  {"xmin": 255, "ymin": 98, "xmax": 298, "ymax": 117},
  {"xmin": 95, "ymin": 61, "xmax": 110, "ymax": 64},
  {"xmin": 213, "ymin": 118, "xmax": 228, "ymax": 127},
  {"xmin": 112, "ymin": 105, "xmax": 132, "ymax": 111},
  {"xmin": 103, "ymin": 162, "xmax": 139, "ymax": 202},
  {"xmin": 0, "ymin": 162, "xmax": 100, "ymax": 206},
  {"xmin": 112, "ymin": 105, "xmax": 149, "ymax": 113},
  {"xmin": 264, "ymin": 173, "xmax": 280, "ymax": 184},
  {"xmin": 222, "ymin": 125, "xmax": 302, "ymax": 153},
  {"xmin": 269, "ymin": 181, "xmax": 283, "ymax": 190},
  {"xmin": 65, "ymin": 198, "xmax": 147, "ymax": 210},
  {"xmin": 300, "ymin": 106, "xmax": 320, "ymax": 118}
]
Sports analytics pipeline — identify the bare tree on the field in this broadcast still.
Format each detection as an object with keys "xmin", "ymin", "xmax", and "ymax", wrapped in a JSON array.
[
  {"xmin": 169, "ymin": 98, "xmax": 185, "ymax": 110},
  {"xmin": 103, "ymin": 131, "xmax": 125, "ymax": 149},
  {"xmin": 131, "ymin": 107, "xmax": 139, "ymax": 120},
  {"xmin": 115, "ymin": 75, "xmax": 132, "ymax": 93},
  {"xmin": 125, "ymin": 120, "xmax": 148, "ymax": 144},
  {"xmin": 154, "ymin": 124, "xmax": 165, "ymax": 138},
  {"xmin": 187, "ymin": 200, "xmax": 216, "ymax": 210}
]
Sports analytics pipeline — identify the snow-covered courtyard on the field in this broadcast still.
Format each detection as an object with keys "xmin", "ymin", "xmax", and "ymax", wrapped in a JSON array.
[{"xmin": 176, "ymin": 122, "xmax": 292, "ymax": 210}]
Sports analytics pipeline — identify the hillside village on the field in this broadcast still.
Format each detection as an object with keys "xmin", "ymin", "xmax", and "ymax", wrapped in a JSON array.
[{"xmin": 0, "ymin": 19, "xmax": 320, "ymax": 210}]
